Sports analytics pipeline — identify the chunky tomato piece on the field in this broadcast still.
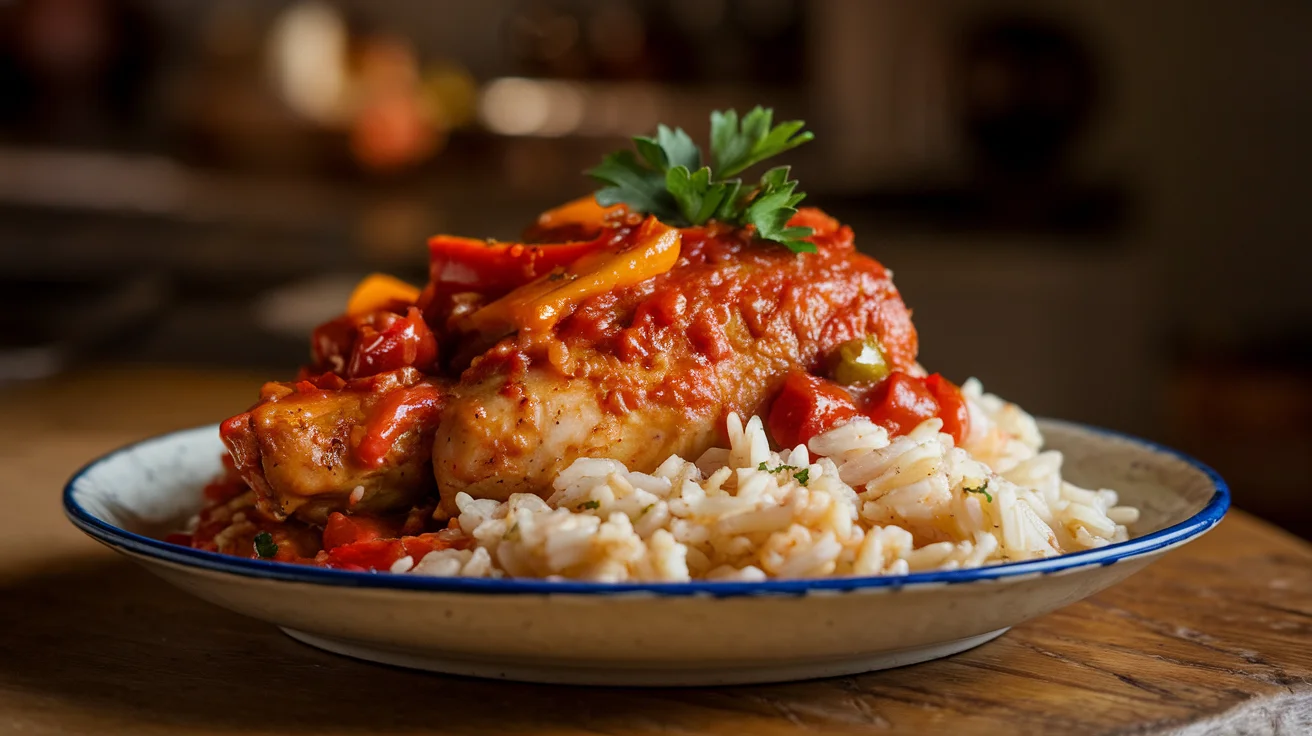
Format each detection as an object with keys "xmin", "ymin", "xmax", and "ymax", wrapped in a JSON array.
[
  {"xmin": 347, "ymin": 307, "xmax": 439, "ymax": 377},
  {"xmin": 925, "ymin": 373, "xmax": 971, "ymax": 445},
  {"xmin": 320, "ymin": 530, "xmax": 465, "ymax": 571},
  {"xmin": 321, "ymin": 538, "xmax": 405, "ymax": 571},
  {"xmin": 322, "ymin": 512, "xmax": 397, "ymax": 551},
  {"xmin": 311, "ymin": 307, "xmax": 438, "ymax": 379},
  {"xmin": 863, "ymin": 371, "xmax": 939, "ymax": 438},
  {"xmin": 767, "ymin": 371, "xmax": 861, "ymax": 450},
  {"xmin": 863, "ymin": 371, "xmax": 971, "ymax": 444},
  {"xmin": 400, "ymin": 530, "xmax": 466, "ymax": 559}
]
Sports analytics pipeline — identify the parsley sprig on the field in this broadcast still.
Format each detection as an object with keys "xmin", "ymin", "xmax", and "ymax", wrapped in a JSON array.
[
  {"xmin": 757, "ymin": 461, "xmax": 811, "ymax": 486},
  {"xmin": 588, "ymin": 107, "xmax": 817, "ymax": 253},
  {"xmin": 253, "ymin": 531, "xmax": 278, "ymax": 559},
  {"xmin": 964, "ymin": 481, "xmax": 993, "ymax": 503}
]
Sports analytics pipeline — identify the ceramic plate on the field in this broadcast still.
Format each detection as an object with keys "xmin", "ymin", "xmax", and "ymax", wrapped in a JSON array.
[{"xmin": 64, "ymin": 420, "xmax": 1227, "ymax": 686}]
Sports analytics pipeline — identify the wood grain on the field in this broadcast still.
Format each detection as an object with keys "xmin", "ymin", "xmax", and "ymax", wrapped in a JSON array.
[{"xmin": 1, "ymin": 368, "xmax": 1309, "ymax": 736}]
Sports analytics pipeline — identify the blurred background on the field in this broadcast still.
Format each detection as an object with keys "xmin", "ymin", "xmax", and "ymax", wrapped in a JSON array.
[{"xmin": 0, "ymin": 0, "xmax": 1308, "ymax": 536}]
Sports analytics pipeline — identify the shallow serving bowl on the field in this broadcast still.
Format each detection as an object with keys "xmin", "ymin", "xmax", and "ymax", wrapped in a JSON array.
[{"xmin": 64, "ymin": 419, "xmax": 1228, "ymax": 686}]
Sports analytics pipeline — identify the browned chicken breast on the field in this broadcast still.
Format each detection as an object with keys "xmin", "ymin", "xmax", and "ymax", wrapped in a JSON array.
[
  {"xmin": 220, "ymin": 367, "xmax": 445, "ymax": 523},
  {"xmin": 432, "ymin": 210, "xmax": 918, "ymax": 511}
]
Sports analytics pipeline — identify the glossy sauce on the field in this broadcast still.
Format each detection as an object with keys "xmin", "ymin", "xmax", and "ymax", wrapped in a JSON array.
[
  {"xmin": 200, "ymin": 206, "xmax": 948, "ymax": 569},
  {"xmin": 354, "ymin": 381, "xmax": 445, "ymax": 468},
  {"xmin": 463, "ymin": 209, "xmax": 919, "ymax": 421}
]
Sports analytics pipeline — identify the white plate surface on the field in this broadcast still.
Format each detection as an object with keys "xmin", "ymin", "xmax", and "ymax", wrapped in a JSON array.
[{"xmin": 65, "ymin": 420, "xmax": 1228, "ymax": 686}]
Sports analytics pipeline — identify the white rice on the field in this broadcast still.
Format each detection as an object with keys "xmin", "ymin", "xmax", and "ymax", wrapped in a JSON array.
[{"xmin": 411, "ymin": 380, "xmax": 1138, "ymax": 581}]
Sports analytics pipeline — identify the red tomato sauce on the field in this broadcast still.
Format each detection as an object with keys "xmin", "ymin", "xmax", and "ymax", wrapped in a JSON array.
[
  {"xmin": 182, "ymin": 482, "xmax": 467, "ymax": 572},
  {"xmin": 768, "ymin": 372, "xmax": 861, "ymax": 450},
  {"xmin": 354, "ymin": 381, "xmax": 445, "ymax": 468},
  {"xmin": 460, "ymin": 209, "xmax": 919, "ymax": 422},
  {"xmin": 768, "ymin": 370, "xmax": 971, "ymax": 449}
]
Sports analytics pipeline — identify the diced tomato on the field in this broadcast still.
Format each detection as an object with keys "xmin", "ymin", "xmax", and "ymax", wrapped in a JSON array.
[
  {"xmin": 863, "ymin": 371, "xmax": 971, "ymax": 444},
  {"xmin": 925, "ymin": 373, "xmax": 971, "ymax": 445},
  {"xmin": 321, "ymin": 538, "xmax": 406, "ymax": 571},
  {"xmin": 400, "ymin": 530, "xmax": 467, "ymax": 559},
  {"xmin": 322, "ymin": 512, "xmax": 397, "ymax": 551},
  {"xmin": 863, "ymin": 371, "xmax": 939, "ymax": 438},
  {"xmin": 311, "ymin": 307, "xmax": 439, "ymax": 379},
  {"xmin": 767, "ymin": 371, "xmax": 861, "ymax": 450},
  {"xmin": 346, "ymin": 307, "xmax": 439, "ymax": 378},
  {"xmin": 310, "ymin": 317, "xmax": 358, "ymax": 373},
  {"xmin": 319, "ymin": 531, "xmax": 465, "ymax": 572}
]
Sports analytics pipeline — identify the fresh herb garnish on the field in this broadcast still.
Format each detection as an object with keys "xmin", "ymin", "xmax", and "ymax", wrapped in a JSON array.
[
  {"xmin": 964, "ymin": 481, "xmax": 993, "ymax": 503},
  {"xmin": 253, "ymin": 531, "xmax": 278, "ymax": 559},
  {"xmin": 756, "ymin": 461, "xmax": 810, "ymax": 486},
  {"xmin": 577, "ymin": 500, "xmax": 601, "ymax": 511},
  {"xmin": 710, "ymin": 108, "xmax": 814, "ymax": 178},
  {"xmin": 587, "ymin": 106, "xmax": 817, "ymax": 253}
]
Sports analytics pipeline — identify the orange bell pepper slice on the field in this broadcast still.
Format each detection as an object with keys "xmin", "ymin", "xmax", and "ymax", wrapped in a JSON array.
[
  {"xmin": 525, "ymin": 194, "xmax": 625, "ymax": 241},
  {"xmin": 428, "ymin": 235, "xmax": 610, "ymax": 295},
  {"xmin": 346, "ymin": 273, "xmax": 422, "ymax": 317},
  {"xmin": 465, "ymin": 217, "xmax": 681, "ymax": 337}
]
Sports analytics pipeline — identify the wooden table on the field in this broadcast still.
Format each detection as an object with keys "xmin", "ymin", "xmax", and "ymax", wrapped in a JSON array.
[{"xmin": 2, "ymin": 368, "xmax": 1310, "ymax": 736}]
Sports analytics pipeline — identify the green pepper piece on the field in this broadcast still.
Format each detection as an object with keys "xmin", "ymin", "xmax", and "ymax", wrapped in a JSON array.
[{"xmin": 832, "ymin": 336, "xmax": 890, "ymax": 386}]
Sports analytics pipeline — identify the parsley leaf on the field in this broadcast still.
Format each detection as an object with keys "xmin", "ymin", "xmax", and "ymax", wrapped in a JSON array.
[
  {"xmin": 711, "ymin": 107, "xmax": 814, "ymax": 178},
  {"xmin": 964, "ymin": 481, "xmax": 993, "ymax": 503},
  {"xmin": 756, "ymin": 461, "xmax": 811, "ymax": 485},
  {"xmin": 744, "ymin": 166, "xmax": 815, "ymax": 254},
  {"xmin": 577, "ymin": 500, "xmax": 601, "ymax": 511},
  {"xmin": 586, "ymin": 107, "xmax": 817, "ymax": 253},
  {"xmin": 590, "ymin": 150, "xmax": 678, "ymax": 221},
  {"xmin": 656, "ymin": 124, "xmax": 700, "ymax": 170},
  {"xmin": 253, "ymin": 531, "xmax": 278, "ymax": 559},
  {"xmin": 666, "ymin": 166, "xmax": 733, "ymax": 226}
]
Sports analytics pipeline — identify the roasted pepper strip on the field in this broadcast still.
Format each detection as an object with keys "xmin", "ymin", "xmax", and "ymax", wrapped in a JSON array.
[
  {"xmin": 428, "ymin": 234, "xmax": 609, "ymax": 295},
  {"xmin": 525, "ymin": 194, "xmax": 625, "ymax": 241},
  {"xmin": 346, "ymin": 273, "xmax": 421, "ymax": 317},
  {"xmin": 465, "ymin": 217, "xmax": 681, "ymax": 337}
]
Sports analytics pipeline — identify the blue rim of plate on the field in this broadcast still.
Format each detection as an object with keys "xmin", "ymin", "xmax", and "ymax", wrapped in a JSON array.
[{"xmin": 64, "ymin": 420, "xmax": 1229, "ymax": 597}]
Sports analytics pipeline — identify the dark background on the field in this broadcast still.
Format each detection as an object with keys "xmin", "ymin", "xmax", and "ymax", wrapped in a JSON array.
[{"xmin": 1, "ymin": 0, "xmax": 1309, "ymax": 537}]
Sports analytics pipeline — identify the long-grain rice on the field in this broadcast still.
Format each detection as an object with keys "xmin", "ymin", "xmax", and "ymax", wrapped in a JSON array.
[{"xmin": 409, "ymin": 379, "xmax": 1137, "ymax": 581}]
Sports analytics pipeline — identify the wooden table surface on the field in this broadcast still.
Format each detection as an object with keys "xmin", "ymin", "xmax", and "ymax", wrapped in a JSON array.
[{"xmin": 1, "ymin": 368, "xmax": 1310, "ymax": 736}]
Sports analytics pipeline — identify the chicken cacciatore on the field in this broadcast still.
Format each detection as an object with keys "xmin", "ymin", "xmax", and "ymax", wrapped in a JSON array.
[{"xmin": 181, "ymin": 110, "xmax": 972, "ymax": 571}]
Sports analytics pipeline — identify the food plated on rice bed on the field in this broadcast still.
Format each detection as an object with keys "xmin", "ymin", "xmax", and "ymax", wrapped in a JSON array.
[{"xmin": 181, "ymin": 108, "xmax": 1139, "ymax": 582}]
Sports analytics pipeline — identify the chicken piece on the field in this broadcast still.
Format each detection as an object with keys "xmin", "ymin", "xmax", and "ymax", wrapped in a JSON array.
[
  {"xmin": 434, "ymin": 209, "xmax": 918, "ymax": 510},
  {"xmin": 221, "ymin": 368, "xmax": 446, "ymax": 524}
]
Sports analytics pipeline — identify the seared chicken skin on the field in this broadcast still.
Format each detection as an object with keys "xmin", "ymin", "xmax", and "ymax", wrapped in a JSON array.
[
  {"xmin": 220, "ymin": 367, "xmax": 445, "ymax": 523},
  {"xmin": 433, "ymin": 209, "xmax": 917, "ymax": 510}
]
